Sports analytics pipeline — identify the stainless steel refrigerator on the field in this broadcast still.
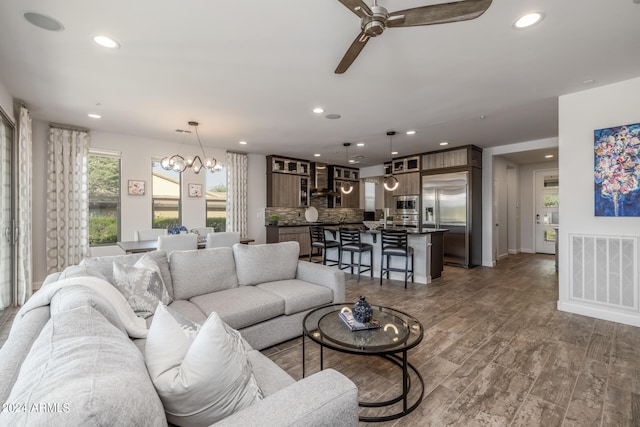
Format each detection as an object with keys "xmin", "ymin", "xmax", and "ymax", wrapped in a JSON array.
[{"xmin": 422, "ymin": 172, "xmax": 470, "ymax": 267}]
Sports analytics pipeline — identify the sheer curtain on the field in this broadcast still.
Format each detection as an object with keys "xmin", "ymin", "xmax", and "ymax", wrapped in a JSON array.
[
  {"xmin": 46, "ymin": 126, "xmax": 90, "ymax": 274},
  {"xmin": 0, "ymin": 118, "xmax": 10, "ymax": 310},
  {"xmin": 226, "ymin": 152, "xmax": 248, "ymax": 237},
  {"xmin": 17, "ymin": 106, "xmax": 32, "ymax": 304}
]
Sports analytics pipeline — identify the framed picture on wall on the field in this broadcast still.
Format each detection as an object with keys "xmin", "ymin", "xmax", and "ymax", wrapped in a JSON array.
[
  {"xmin": 188, "ymin": 183, "xmax": 202, "ymax": 197},
  {"xmin": 128, "ymin": 180, "xmax": 145, "ymax": 196},
  {"xmin": 594, "ymin": 122, "xmax": 640, "ymax": 216}
]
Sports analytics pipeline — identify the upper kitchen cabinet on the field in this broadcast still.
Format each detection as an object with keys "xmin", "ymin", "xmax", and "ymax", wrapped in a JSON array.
[
  {"xmin": 422, "ymin": 145, "xmax": 482, "ymax": 171},
  {"xmin": 266, "ymin": 155, "xmax": 310, "ymax": 207},
  {"xmin": 329, "ymin": 165, "xmax": 360, "ymax": 208}
]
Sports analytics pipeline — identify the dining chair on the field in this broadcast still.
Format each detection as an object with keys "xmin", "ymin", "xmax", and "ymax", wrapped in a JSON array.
[
  {"xmin": 134, "ymin": 228, "xmax": 167, "ymax": 241},
  {"xmin": 205, "ymin": 232, "xmax": 240, "ymax": 248},
  {"xmin": 157, "ymin": 233, "xmax": 198, "ymax": 256},
  {"xmin": 380, "ymin": 229, "xmax": 414, "ymax": 288},
  {"xmin": 190, "ymin": 227, "xmax": 215, "ymax": 237},
  {"xmin": 338, "ymin": 228, "xmax": 373, "ymax": 281},
  {"xmin": 309, "ymin": 225, "xmax": 340, "ymax": 266}
]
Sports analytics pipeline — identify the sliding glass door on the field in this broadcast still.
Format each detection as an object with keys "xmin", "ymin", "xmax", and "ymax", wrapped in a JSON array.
[{"xmin": 0, "ymin": 107, "xmax": 15, "ymax": 316}]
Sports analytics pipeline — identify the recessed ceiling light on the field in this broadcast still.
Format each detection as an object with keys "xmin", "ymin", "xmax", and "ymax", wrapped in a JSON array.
[
  {"xmin": 406, "ymin": 130, "xmax": 416, "ymax": 135},
  {"xmin": 348, "ymin": 160, "xmax": 356, "ymax": 163},
  {"xmin": 239, "ymin": 140, "xmax": 248, "ymax": 145},
  {"xmin": 480, "ymin": 115, "xmax": 487, "ymax": 120},
  {"xmin": 314, "ymin": 153, "xmax": 321, "ymax": 157},
  {"xmin": 23, "ymin": 12, "xmax": 64, "ymax": 31},
  {"xmin": 312, "ymin": 107, "xmax": 325, "ymax": 114},
  {"xmin": 325, "ymin": 114, "xmax": 341, "ymax": 120},
  {"xmin": 88, "ymin": 113, "xmax": 101, "ymax": 119},
  {"xmin": 392, "ymin": 151, "xmax": 398, "ymax": 155},
  {"xmin": 439, "ymin": 141, "xmax": 449, "ymax": 146},
  {"xmin": 513, "ymin": 12, "xmax": 544, "ymax": 29},
  {"xmin": 545, "ymin": 154, "xmax": 554, "ymax": 159},
  {"xmin": 356, "ymin": 143, "xmax": 365, "ymax": 147},
  {"xmin": 583, "ymin": 79, "xmax": 595, "ymax": 86},
  {"xmin": 93, "ymin": 35, "xmax": 120, "ymax": 48}
]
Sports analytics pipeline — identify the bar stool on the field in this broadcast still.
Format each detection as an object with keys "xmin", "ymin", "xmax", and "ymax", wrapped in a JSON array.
[
  {"xmin": 380, "ymin": 229, "xmax": 414, "ymax": 288},
  {"xmin": 339, "ymin": 228, "xmax": 373, "ymax": 281},
  {"xmin": 309, "ymin": 225, "xmax": 340, "ymax": 266}
]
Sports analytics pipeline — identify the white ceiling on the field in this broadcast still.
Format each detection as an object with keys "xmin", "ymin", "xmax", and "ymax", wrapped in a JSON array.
[{"xmin": 0, "ymin": 0, "xmax": 639, "ymax": 167}]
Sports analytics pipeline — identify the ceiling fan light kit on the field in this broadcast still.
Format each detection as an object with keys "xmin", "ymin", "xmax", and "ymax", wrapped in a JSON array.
[{"xmin": 335, "ymin": 0, "xmax": 493, "ymax": 74}]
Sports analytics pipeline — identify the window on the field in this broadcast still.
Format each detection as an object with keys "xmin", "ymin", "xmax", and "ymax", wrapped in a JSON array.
[
  {"xmin": 88, "ymin": 151, "xmax": 121, "ymax": 245},
  {"xmin": 152, "ymin": 160, "xmax": 181, "ymax": 228},
  {"xmin": 206, "ymin": 166, "xmax": 227, "ymax": 232}
]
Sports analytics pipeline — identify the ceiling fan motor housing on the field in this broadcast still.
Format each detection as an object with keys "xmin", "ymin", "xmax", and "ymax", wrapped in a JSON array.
[{"xmin": 362, "ymin": 5, "xmax": 388, "ymax": 36}]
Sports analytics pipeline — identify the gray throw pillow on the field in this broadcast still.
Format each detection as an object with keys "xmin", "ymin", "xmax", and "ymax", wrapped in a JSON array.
[{"xmin": 112, "ymin": 257, "xmax": 172, "ymax": 318}]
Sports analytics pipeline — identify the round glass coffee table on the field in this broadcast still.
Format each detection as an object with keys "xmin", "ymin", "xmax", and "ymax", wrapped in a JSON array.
[{"xmin": 302, "ymin": 303, "xmax": 424, "ymax": 422}]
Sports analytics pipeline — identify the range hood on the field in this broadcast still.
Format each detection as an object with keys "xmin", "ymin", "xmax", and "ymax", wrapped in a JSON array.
[{"xmin": 310, "ymin": 162, "xmax": 339, "ymax": 197}]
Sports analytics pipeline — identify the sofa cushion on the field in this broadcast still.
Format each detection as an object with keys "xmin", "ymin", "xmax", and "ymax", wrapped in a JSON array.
[
  {"xmin": 233, "ymin": 241, "xmax": 300, "ymax": 286},
  {"xmin": 112, "ymin": 257, "xmax": 172, "ymax": 318},
  {"xmin": 0, "ymin": 305, "xmax": 167, "ymax": 426},
  {"xmin": 190, "ymin": 287, "xmax": 285, "ymax": 330},
  {"xmin": 257, "ymin": 279, "xmax": 333, "ymax": 315},
  {"xmin": 167, "ymin": 299, "xmax": 208, "ymax": 324},
  {"xmin": 170, "ymin": 247, "xmax": 238, "ymax": 300},
  {"xmin": 145, "ymin": 304, "xmax": 263, "ymax": 426},
  {"xmin": 80, "ymin": 251, "xmax": 174, "ymax": 298}
]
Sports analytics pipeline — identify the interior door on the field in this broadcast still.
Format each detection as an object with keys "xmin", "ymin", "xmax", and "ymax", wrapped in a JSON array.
[
  {"xmin": 535, "ymin": 170, "xmax": 559, "ymax": 254},
  {"xmin": 0, "ymin": 108, "xmax": 15, "ymax": 314}
]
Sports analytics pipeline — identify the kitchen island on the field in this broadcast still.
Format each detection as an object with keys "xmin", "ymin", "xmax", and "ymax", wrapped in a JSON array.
[{"xmin": 323, "ymin": 227, "xmax": 447, "ymax": 284}]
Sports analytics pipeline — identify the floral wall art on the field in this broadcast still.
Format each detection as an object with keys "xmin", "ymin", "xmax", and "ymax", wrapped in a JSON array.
[{"xmin": 594, "ymin": 122, "xmax": 640, "ymax": 216}]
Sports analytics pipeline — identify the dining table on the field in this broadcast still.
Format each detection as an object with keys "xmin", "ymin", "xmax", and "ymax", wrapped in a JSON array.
[{"xmin": 117, "ymin": 237, "xmax": 254, "ymax": 254}]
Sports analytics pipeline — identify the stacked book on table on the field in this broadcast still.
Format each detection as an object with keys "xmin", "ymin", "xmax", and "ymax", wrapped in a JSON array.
[{"xmin": 339, "ymin": 311, "xmax": 381, "ymax": 331}]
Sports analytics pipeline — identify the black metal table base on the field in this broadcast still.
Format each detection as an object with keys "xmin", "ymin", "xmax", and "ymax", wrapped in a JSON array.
[{"xmin": 303, "ymin": 335, "xmax": 425, "ymax": 423}]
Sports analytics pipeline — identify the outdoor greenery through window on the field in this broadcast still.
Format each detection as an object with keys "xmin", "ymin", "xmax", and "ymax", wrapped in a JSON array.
[
  {"xmin": 206, "ymin": 166, "xmax": 227, "ymax": 232},
  {"xmin": 152, "ymin": 160, "xmax": 181, "ymax": 228},
  {"xmin": 88, "ymin": 152, "xmax": 121, "ymax": 245}
]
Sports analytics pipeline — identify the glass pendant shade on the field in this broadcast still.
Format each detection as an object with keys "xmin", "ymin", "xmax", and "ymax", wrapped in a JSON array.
[
  {"xmin": 384, "ymin": 175, "xmax": 399, "ymax": 191},
  {"xmin": 341, "ymin": 181, "xmax": 353, "ymax": 194},
  {"xmin": 161, "ymin": 122, "xmax": 221, "ymax": 174}
]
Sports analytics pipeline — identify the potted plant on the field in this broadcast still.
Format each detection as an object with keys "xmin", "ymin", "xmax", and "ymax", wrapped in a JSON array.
[{"xmin": 269, "ymin": 215, "xmax": 279, "ymax": 226}]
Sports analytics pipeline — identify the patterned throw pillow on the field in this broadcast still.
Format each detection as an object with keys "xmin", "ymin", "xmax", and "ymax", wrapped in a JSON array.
[
  {"xmin": 112, "ymin": 256, "xmax": 172, "ymax": 318},
  {"xmin": 145, "ymin": 304, "xmax": 264, "ymax": 426}
]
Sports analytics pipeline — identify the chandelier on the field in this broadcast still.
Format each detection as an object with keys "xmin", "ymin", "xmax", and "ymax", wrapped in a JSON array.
[
  {"xmin": 384, "ymin": 131, "xmax": 399, "ymax": 191},
  {"xmin": 161, "ymin": 121, "xmax": 221, "ymax": 174}
]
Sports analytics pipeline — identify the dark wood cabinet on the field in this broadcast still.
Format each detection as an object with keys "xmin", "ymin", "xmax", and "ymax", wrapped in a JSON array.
[
  {"xmin": 266, "ymin": 225, "xmax": 310, "ymax": 256},
  {"xmin": 266, "ymin": 156, "xmax": 310, "ymax": 208}
]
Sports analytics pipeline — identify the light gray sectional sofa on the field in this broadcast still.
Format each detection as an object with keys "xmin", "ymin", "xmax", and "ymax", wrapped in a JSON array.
[{"xmin": 0, "ymin": 241, "xmax": 359, "ymax": 426}]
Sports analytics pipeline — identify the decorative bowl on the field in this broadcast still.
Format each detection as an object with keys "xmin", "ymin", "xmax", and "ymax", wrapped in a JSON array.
[{"xmin": 363, "ymin": 221, "xmax": 380, "ymax": 230}]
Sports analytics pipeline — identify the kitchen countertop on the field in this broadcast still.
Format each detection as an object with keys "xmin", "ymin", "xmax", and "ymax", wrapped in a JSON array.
[{"xmin": 265, "ymin": 223, "xmax": 448, "ymax": 234}]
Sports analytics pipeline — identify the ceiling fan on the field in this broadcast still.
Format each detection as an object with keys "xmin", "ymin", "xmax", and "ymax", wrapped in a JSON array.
[{"xmin": 335, "ymin": 0, "xmax": 493, "ymax": 74}]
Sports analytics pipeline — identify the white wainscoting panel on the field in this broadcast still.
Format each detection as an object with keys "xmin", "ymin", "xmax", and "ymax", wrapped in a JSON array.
[{"xmin": 570, "ymin": 234, "xmax": 637, "ymax": 311}]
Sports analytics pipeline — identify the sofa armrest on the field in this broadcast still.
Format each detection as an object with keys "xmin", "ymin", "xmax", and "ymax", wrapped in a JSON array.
[
  {"xmin": 213, "ymin": 369, "xmax": 358, "ymax": 427},
  {"xmin": 296, "ymin": 261, "xmax": 345, "ymax": 303}
]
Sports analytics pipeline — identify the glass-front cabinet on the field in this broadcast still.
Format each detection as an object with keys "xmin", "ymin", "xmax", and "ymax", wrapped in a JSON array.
[{"xmin": 267, "ymin": 155, "xmax": 310, "ymax": 208}]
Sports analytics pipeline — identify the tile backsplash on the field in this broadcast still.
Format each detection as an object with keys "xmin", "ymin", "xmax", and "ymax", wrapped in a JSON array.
[{"xmin": 264, "ymin": 207, "xmax": 383, "ymax": 226}]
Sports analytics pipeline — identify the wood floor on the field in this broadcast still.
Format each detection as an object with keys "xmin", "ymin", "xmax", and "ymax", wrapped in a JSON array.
[
  {"xmin": 1, "ymin": 253, "xmax": 637, "ymax": 425},
  {"xmin": 262, "ymin": 253, "xmax": 640, "ymax": 426}
]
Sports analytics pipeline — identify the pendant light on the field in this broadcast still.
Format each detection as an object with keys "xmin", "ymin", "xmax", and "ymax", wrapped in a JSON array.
[
  {"xmin": 384, "ymin": 131, "xmax": 399, "ymax": 191},
  {"xmin": 161, "ymin": 121, "xmax": 221, "ymax": 174},
  {"xmin": 341, "ymin": 143, "xmax": 353, "ymax": 194}
]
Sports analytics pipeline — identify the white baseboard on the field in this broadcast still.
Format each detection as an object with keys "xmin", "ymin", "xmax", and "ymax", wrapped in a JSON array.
[
  {"xmin": 557, "ymin": 300, "xmax": 640, "ymax": 327},
  {"xmin": 520, "ymin": 248, "xmax": 535, "ymax": 254},
  {"xmin": 508, "ymin": 249, "xmax": 520, "ymax": 255},
  {"xmin": 497, "ymin": 253, "xmax": 509, "ymax": 260}
]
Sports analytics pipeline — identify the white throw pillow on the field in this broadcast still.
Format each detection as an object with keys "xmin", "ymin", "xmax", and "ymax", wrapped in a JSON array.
[
  {"xmin": 112, "ymin": 255, "xmax": 172, "ymax": 318},
  {"xmin": 145, "ymin": 304, "xmax": 264, "ymax": 427}
]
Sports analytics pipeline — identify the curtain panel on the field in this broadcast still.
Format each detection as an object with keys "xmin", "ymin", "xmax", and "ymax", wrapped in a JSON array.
[
  {"xmin": 0, "ymin": 118, "xmax": 9, "ymax": 310},
  {"xmin": 17, "ymin": 106, "xmax": 32, "ymax": 304},
  {"xmin": 226, "ymin": 152, "xmax": 248, "ymax": 237},
  {"xmin": 46, "ymin": 127, "xmax": 90, "ymax": 274}
]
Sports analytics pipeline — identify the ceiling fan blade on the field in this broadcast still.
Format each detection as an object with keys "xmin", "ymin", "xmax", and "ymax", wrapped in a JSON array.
[
  {"xmin": 337, "ymin": 0, "xmax": 372, "ymax": 19},
  {"xmin": 335, "ymin": 31, "xmax": 370, "ymax": 74},
  {"xmin": 387, "ymin": 0, "xmax": 492, "ymax": 28}
]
